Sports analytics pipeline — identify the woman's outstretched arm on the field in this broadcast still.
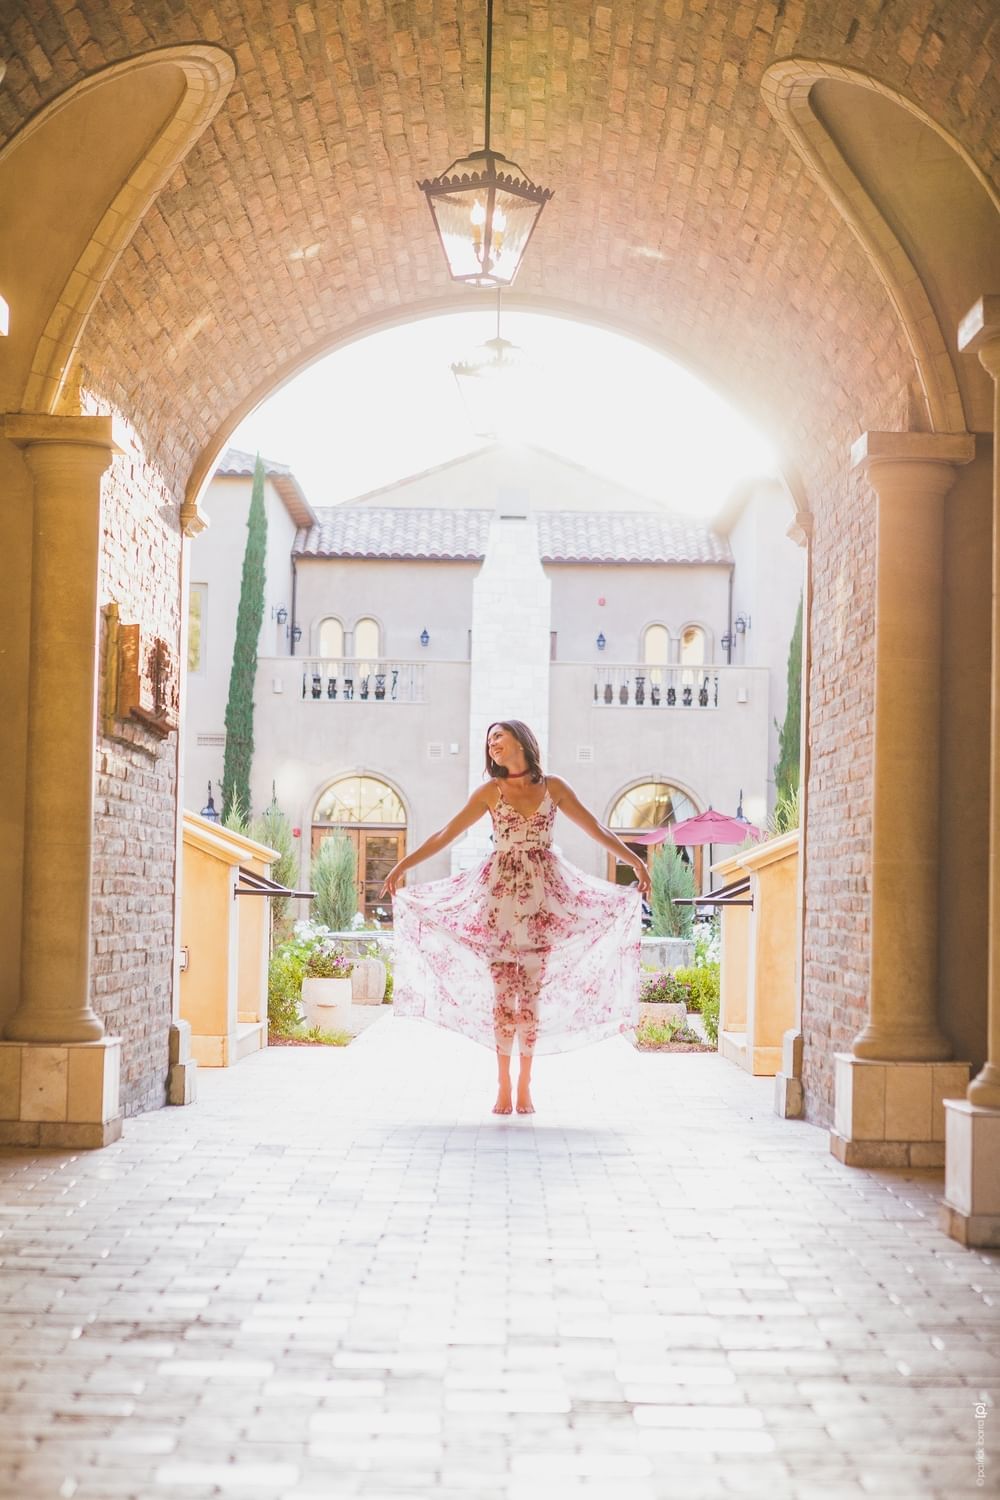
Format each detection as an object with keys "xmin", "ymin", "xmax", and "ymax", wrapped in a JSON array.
[
  {"xmin": 547, "ymin": 775, "xmax": 652, "ymax": 893},
  {"xmin": 380, "ymin": 784, "xmax": 496, "ymax": 896}
]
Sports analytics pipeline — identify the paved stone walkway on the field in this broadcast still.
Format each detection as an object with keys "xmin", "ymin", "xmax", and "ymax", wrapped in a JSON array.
[{"xmin": 0, "ymin": 1016, "xmax": 997, "ymax": 1500}]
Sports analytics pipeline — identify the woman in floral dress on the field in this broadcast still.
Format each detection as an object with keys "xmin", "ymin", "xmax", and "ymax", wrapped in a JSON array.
[{"xmin": 382, "ymin": 721, "xmax": 651, "ymax": 1115}]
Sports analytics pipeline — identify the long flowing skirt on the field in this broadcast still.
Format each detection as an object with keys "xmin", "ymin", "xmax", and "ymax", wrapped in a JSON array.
[{"xmin": 391, "ymin": 847, "xmax": 641, "ymax": 1053}]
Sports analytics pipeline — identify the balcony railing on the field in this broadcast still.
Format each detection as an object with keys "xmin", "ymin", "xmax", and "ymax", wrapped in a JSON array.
[
  {"xmin": 593, "ymin": 664, "xmax": 719, "ymax": 708},
  {"xmin": 299, "ymin": 659, "xmax": 424, "ymax": 703}
]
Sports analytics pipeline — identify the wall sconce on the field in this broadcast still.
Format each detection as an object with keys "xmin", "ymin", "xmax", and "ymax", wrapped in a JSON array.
[
  {"xmin": 420, "ymin": 629, "xmax": 430, "ymax": 647},
  {"xmin": 596, "ymin": 632, "xmax": 606, "ymax": 651},
  {"xmin": 275, "ymin": 605, "xmax": 288, "ymax": 626},
  {"xmin": 735, "ymin": 614, "xmax": 749, "ymax": 634},
  {"xmin": 200, "ymin": 781, "xmax": 221, "ymax": 823},
  {"xmin": 720, "ymin": 632, "xmax": 733, "ymax": 652},
  {"xmin": 290, "ymin": 623, "xmax": 302, "ymax": 645}
]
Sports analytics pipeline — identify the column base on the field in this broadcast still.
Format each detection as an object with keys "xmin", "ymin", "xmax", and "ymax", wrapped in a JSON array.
[
  {"xmin": 774, "ymin": 1073, "xmax": 803, "ymax": 1118},
  {"xmin": 774, "ymin": 1029, "xmax": 804, "ymax": 1118},
  {"xmin": 167, "ymin": 1021, "xmax": 198, "ymax": 1106},
  {"xmin": 0, "ymin": 1037, "xmax": 122, "ymax": 1149},
  {"xmin": 830, "ymin": 1053, "xmax": 969, "ymax": 1167},
  {"xmin": 941, "ymin": 1099, "xmax": 1000, "ymax": 1247}
]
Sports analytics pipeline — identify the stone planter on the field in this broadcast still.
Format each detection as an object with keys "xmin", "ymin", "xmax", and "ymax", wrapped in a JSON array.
[
  {"xmin": 638, "ymin": 1000, "xmax": 688, "ymax": 1028},
  {"xmin": 351, "ymin": 956, "xmax": 387, "ymax": 1005},
  {"xmin": 301, "ymin": 976, "xmax": 352, "ymax": 1033}
]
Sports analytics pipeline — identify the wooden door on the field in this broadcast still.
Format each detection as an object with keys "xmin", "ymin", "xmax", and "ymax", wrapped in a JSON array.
[{"xmin": 359, "ymin": 830, "xmax": 404, "ymax": 920}]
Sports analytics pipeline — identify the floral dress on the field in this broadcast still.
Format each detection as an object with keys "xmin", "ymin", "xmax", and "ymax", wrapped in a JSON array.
[{"xmin": 391, "ymin": 782, "xmax": 641, "ymax": 1054}]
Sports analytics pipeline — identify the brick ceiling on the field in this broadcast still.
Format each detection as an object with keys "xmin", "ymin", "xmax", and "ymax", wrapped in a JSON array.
[{"xmin": 2, "ymin": 2, "xmax": 998, "ymax": 502}]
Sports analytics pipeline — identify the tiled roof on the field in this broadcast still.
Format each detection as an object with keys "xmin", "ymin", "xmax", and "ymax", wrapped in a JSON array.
[
  {"xmin": 216, "ymin": 447, "xmax": 315, "ymax": 528},
  {"xmin": 294, "ymin": 507, "xmax": 731, "ymax": 565}
]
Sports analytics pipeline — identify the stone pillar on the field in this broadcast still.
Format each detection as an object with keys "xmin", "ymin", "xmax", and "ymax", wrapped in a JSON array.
[
  {"xmin": 831, "ymin": 431, "xmax": 973, "ymax": 1167},
  {"xmin": 0, "ymin": 414, "xmax": 125, "ymax": 1147},
  {"xmin": 454, "ymin": 511, "xmax": 551, "ymax": 871},
  {"xmin": 942, "ymin": 296, "xmax": 1000, "ymax": 1245}
]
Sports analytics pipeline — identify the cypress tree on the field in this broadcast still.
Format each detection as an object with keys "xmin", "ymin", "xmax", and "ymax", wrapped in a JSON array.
[
  {"xmin": 774, "ymin": 594, "xmax": 803, "ymax": 805},
  {"xmin": 221, "ymin": 455, "xmax": 267, "ymax": 821}
]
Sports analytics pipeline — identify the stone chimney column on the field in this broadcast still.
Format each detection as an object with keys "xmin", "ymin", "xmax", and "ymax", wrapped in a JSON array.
[{"xmin": 454, "ymin": 511, "xmax": 551, "ymax": 871}]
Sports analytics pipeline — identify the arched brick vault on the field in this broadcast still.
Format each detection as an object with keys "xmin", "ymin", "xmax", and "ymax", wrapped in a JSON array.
[
  {"xmin": 1, "ymin": 1, "xmax": 998, "ymax": 1121},
  {"xmin": 4, "ymin": 0, "xmax": 997, "ymax": 506}
]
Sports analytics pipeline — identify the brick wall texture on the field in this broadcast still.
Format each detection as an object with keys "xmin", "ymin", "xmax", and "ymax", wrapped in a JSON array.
[{"xmin": 1, "ymin": 1, "xmax": 998, "ymax": 1121}]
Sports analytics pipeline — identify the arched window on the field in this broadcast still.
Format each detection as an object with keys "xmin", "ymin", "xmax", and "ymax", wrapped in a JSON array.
[
  {"xmin": 354, "ymin": 617, "xmax": 380, "ymax": 663},
  {"xmin": 314, "ymin": 775, "xmax": 405, "ymax": 826},
  {"xmin": 680, "ymin": 626, "xmax": 706, "ymax": 666},
  {"xmin": 312, "ymin": 774, "xmax": 406, "ymax": 923},
  {"xmin": 606, "ymin": 780, "xmax": 698, "ymax": 886},
  {"xmin": 318, "ymin": 617, "xmax": 343, "ymax": 658},
  {"xmin": 643, "ymin": 623, "xmax": 670, "ymax": 666}
]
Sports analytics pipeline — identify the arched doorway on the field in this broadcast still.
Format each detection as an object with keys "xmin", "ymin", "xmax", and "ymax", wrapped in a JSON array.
[
  {"xmin": 312, "ymin": 775, "xmax": 406, "ymax": 923},
  {"xmin": 606, "ymin": 780, "xmax": 699, "ymax": 887}
]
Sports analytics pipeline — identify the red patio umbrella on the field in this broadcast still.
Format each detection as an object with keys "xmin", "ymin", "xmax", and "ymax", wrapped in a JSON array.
[
  {"xmin": 623, "ymin": 808, "xmax": 761, "ymax": 847},
  {"xmin": 668, "ymin": 808, "xmax": 761, "ymax": 846},
  {"xmin": 622, "ymin": 807, "xmax": 760, "ymax": 896}
]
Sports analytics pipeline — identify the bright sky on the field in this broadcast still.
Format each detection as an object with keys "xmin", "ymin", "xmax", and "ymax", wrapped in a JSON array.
[{"xmin": 231, "ymin": 310, "xmax": 778, "ymax": 518}]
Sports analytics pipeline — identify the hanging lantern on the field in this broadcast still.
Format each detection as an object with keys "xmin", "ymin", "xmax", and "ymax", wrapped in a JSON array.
[{"xmin": 418, "ymin": 0, "xmax": 553, "ymax": 287}]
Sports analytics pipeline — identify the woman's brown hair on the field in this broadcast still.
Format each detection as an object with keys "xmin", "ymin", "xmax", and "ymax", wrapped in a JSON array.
[{"xmin": 484, "ymin": 720, "xmax": 544, "ymax": 783}]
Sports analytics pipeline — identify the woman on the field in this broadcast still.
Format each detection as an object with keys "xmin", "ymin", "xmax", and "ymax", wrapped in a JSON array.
[{"xmin": 381, "ymin": 721, "xmax": 651, "ymax": 1116}]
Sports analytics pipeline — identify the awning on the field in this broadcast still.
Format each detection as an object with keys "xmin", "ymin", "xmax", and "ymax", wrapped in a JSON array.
[
  {"xmin": 673, "ymin": 873, "xmax": 752, "ymax": 908},
  {"xmin": 235, "ymin": 865, "xmax": 315, "ymax": 900}
]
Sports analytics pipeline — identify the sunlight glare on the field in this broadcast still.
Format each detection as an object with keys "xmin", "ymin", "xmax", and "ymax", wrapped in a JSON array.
[{"xmin": 231, "ymin": 311, "xmax": 777, "ymax": 517}]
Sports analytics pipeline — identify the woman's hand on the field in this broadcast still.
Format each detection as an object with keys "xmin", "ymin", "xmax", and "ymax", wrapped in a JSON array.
[
  {"xmin": 630, "ymin": 858, "xmax": 652, "ymax": 895},
  {"xmin": 380, "ymin": 863, "xmax": 406, "ymax": 898}
]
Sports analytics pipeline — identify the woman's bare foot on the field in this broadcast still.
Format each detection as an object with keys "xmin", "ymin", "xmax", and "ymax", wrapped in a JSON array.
[
  {"xmin": 515, "ymin": 1089, "xmax": 534, "ymax": 1115},
  {"xmin": 493, "ymin": 1089, "xmax": 513, "ymax": 1115}
]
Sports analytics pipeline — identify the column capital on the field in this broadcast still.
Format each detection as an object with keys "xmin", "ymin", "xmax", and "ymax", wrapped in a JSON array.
[
  {"xmin": 3, "ymin": 412, "xmax": 129, "ymax": 455},
  {"xmin": 850, "ymin": 430, "xmax": 976, "ymax": 477},
  {"xmin": 957, "ymin": 295, "xmax": 1000, "ymax": 369}
]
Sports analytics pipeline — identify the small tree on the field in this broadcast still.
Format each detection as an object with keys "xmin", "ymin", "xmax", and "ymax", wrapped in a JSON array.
[
  {"xmin": 649, "ymin": 844, "xmax": 696, "ymax": 939},
  {"xmin": 774, "ymin": 594, "xmax": 803, "ymax": 806},
  {"xmin": 252, "ymin": 791, "xmax": 300, "ymax": 942},
  {"xmin": 311, "ymin": 833, "xmax": 357, "ymax": 932},
  {"xmin": 221, "ymin": 455, "xmax": 268, "ymax": 821}
]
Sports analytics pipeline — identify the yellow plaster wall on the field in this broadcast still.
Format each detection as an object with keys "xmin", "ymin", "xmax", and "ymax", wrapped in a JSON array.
[{"xmin": 179, "ymin": 842, "xmax": 232, "ymax": 1041}]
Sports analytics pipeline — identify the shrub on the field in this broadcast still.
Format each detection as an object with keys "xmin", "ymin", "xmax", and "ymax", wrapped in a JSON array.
[
  {"xmin": 639, "ymin": 970, "xmax": 689, "ymax": 1005},
  {"xmin": 649, "ymin": 843, "xmax": 695, "ymax": 938},
  {"xmin": 637, "ymin": 1016, "xmax": 681, "ymax": 1045},
  {"xmin": 311, "ymin": 834, "xmax": 357, "ymax": 932},
  {"xmin": 673, "ymin": 964, "xmax": 719, "ymax": 1014},
  {"xmin": 693, "ymin": 916, "xmax": 720, "ymax": 968},
  {"xmin": 701, "ymin": 990, "xmax": 720, "ymax": 1046},
  {"xmin": 268, "ymin": 947, "xmax": 305, "ymax": 1036},
  {"xmin": 251, "ymin": 796, "xmax": 299, "ymax": 942}
]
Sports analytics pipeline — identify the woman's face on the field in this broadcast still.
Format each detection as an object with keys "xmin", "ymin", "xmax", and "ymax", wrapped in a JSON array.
[{"xmin": 487, "ymin": 725, "xmax": 519, "ymax": 768}]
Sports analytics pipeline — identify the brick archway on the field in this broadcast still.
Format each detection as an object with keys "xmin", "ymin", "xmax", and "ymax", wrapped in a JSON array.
[{"xmin": 1, "ymin": 1, "xmax": 997, "ymax": 1135}]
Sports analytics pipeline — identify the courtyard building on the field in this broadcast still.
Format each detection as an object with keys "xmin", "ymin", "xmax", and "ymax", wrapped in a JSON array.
[{"xmin": 186, "ymin": 444, "xmax": 803, "ymax": 909}]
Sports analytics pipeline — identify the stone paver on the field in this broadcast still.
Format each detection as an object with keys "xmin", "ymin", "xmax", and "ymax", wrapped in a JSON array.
[{"xmin": 0, "ymin": 1016, "xmax": 996, "ymax": 1500}]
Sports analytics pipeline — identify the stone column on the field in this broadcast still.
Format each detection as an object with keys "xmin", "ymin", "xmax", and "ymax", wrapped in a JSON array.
[
  {"xmin": 0, "ymin": 414, "xmax": 125, "ymax": 1147},
  {"xmin": 453, "ymin": 511, "xmax": 551, "ymax": 872},
  {"xmin": 943, "ymin": 296, "xmax": 1000, "ymax": 1245},
  {"xmin": 831, "ymin": 431, "xmax": 973, "ymax": 1167}
]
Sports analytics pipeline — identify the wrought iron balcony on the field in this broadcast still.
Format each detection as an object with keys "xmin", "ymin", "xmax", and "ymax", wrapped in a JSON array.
[
  {"xmin": 592, "ymin": 665, "xmax": 719, "ymax": 709},
  {"xmin": 299, "ymin": 659, "xmax": 425, "ymax": 703}
]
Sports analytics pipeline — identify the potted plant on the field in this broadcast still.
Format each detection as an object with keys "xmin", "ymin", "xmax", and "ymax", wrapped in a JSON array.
[
  {"xmin": 638, "ymin": 970, "xmax": 689, "ymax": 1029},
  {"xmin": 301, "ymin": 944, "xmax": 355, "ymax": 1033}
]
